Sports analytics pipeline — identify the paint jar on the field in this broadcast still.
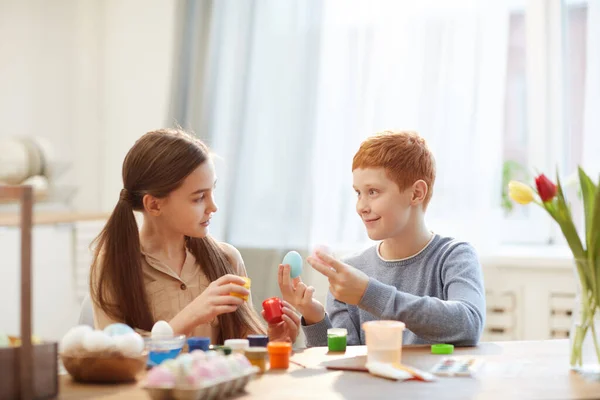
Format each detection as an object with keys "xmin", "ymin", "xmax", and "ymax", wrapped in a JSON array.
[
  {"xmin": 224, "ymin": 339, "xmax": 249, "ymax": 355},
  {"xmin": 327, "ymin": 328, "xmax": 347, "ymax": 352},
  {"xmin": 362, "ymin": 320, "xmax": 405, "ymax": 364},
  {"xmin": 262, "ymin": 297, "xmax": 284, "ymax": 324},
  {"xmin": 230, "ymin": 277, "xmax": 251, "ymax": 301},
  {"xmin": 248, "ymin": 334, "xmax": 269, "ymax": 347},
  {"xmin": 187, "ymin": 337, "xmax": 210, "ymax": 352},
  {"xmin": 267, "ymin": 342, "xmax": 292, "ymax": 370},
  {"xmin": 245, "ymin": 347, "xmax": 268, "ymax": 373}
]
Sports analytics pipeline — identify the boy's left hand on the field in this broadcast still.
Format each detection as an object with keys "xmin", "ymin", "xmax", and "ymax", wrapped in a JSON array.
[
  {"xmin": 307, "ymin": 251, "xmax": 369, "ymax": 305},
  {"xmin": 262, "ymin": 300, "xmax": 301, "ymax": 343}
]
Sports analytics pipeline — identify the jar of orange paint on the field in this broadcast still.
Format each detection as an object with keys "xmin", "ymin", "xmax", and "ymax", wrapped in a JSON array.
[{"xmin": 267, "ymin": 342, "xmax": 292, "ymax": 370}]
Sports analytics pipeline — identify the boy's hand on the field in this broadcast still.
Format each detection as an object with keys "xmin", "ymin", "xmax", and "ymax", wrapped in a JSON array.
[
  {"xmin": 262, "ymin": 300, "xmax": 301, "ymax": 343},
  {"xmin": 278, "ymin": 264, "xmax": 325, "ymax": 325},
  {"xmin": 307, "ymin": 251, "xmax": 369, "ymax": 306}
]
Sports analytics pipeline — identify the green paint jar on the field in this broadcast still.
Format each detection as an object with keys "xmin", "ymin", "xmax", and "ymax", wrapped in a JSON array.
[{"xmin": 327, "ymin": 328, "xmax": 347, "ymax": 352}]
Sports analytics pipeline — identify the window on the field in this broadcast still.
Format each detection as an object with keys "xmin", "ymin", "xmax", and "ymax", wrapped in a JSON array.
[{"xmin": 501, "ymin": 0, "xmax": 589, "ymax": 246}]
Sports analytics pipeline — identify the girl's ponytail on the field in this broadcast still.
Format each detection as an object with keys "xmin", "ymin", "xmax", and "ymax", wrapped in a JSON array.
[{"xmin": 90, "ymin": 189, "xmax": 154, "ymax": 331}]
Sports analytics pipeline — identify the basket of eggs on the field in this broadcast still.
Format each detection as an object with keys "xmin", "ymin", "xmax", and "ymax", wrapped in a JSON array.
[{"xmin": 60, "ymin": 323, "xmax": 148, "ymax": 383}]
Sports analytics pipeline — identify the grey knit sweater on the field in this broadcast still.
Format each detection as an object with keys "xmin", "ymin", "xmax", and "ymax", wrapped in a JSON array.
[{"xmin": 302, "ymin": 234, "xmax": 486, "ymax": 346}]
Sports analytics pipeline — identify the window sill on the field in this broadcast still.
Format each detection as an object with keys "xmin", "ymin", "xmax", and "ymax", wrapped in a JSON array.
[{"xmin": 480, "ymin": 245, "xmax": 575, "ymax": 269}]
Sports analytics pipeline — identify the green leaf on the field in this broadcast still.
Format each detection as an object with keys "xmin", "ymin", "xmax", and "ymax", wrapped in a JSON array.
[
  {"xmin": 590, "ymin": 177, "xmax": 600, "ymax": 262},
  {"xmin": 578, "ymin": 167, "xmax": 598, "ymax": 251},
  {"xmin": 555, "ymin": 171, "xmax": 585, "ymax": 258},
  {"xmin": 542, "ymin": 196, "xmax": 559, "ymax": 221},
  {"xmin": 596, "ymin": 254, "xmax": 600, "ymax": 308}
]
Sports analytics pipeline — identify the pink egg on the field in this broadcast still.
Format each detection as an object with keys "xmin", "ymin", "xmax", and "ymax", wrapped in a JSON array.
[
  {"xmin": 192, "ymin": 363, "xmax": 216, "ymax": 380},
  {"xmin": 184, "ymin": 373, "xmax": 204, "ymax": 387},
  {"xmin": 211, "ymin": 358, "xmax": 232, "ymax": 378},
  {"xmin": 146, "ymin": 366, "xmax": 176, "ymax": 388}
]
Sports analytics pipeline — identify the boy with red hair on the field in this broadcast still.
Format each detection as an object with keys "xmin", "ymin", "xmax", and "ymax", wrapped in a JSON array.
[{"xmin": 279, "ymin": 131, "xmax": 486, "ymax": 346}]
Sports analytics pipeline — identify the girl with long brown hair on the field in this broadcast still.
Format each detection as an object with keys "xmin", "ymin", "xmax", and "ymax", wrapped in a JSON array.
[{"xmin": 90, "ymin": 129, "xmax": 299, "ymax": 343}]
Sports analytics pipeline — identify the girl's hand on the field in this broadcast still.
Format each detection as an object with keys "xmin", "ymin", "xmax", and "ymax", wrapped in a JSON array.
[
  {"xmin": 263, "ymin": 300, "xmax": 301, "ymax": 343},
  {"xmin": 189, "ymin": 274, "xmax": 249, "ymax": 325}
]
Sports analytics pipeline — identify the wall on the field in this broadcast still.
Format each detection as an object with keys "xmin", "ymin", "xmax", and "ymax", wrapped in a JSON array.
[
  {"xmin": 0, "ymin": 0, "xmax": 177, "ymax": 341},
  {"xmin": 0, "ymin": 0, "xmax": 177, "ymax": 211},
  {"xmin": 0, "ymin": 226, "xmax": 78, "ymax": 341}
]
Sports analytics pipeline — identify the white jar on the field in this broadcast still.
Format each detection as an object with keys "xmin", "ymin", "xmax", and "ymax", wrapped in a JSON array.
[{"xmin": 224, "ymin": 339, "xmax": 249, "ymax": 355}]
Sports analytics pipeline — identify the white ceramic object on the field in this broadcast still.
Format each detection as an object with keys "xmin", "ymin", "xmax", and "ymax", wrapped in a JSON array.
[
  {"xmin": 0, "ymin": 136, "xmax": 56, "ymax": 184},
  {"xmin": 0, "ymin": 138, "xmax": 30, "ymax": 184}
]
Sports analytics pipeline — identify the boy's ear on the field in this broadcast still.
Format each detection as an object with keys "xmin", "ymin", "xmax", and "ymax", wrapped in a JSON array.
[
  {"xmin": 411, "ymin": 180, "xmax": 428, "ymax": 205},
  {"xmin": 142, "ymin": 194, "xmax": 163, "ymax": 216}
]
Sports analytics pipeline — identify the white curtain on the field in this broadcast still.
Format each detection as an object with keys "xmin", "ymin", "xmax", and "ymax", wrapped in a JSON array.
[
  {"xmin": 184, "ymin": 0, "xmax": 510, "ymax": 253},
  {"xmin": 199, "ymin": 0, "xmax": 324, "ymax": 249},
  {"xmin": 581, "ymin": 1, "xmax": 600, "ymax": 177},
  {"xmin": 309, "ymin": 0, "xmax": 509, "ymax": 252}
]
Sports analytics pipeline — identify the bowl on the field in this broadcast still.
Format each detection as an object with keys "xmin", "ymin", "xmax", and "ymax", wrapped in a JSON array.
[
  {"xmin": 60, "ymin": 352, "xmax": 148, "ymax": 383},
  {"xmin": 145, "ymin": 335, "xmax": 186, "ymax": 367}
]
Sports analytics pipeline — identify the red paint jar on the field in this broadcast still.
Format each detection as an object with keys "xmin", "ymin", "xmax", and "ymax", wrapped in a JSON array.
[{"xmin": 262, "ymin": 297, "xmax": 283, "ymax": 324}]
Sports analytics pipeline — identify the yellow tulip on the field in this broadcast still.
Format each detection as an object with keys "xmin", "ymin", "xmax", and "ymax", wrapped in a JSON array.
[{"xmin": 508, "ymin": 181, "xmax": 535, "ymax": 205}]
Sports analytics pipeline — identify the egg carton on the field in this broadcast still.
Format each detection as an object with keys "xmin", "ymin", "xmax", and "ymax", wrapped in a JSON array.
[{"xmin": 143, "ymin": 366, "xmax": 259, "ymax": 400}]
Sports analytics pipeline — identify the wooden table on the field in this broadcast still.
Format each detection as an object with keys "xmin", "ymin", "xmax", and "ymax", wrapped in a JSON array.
[{"xmin": 59, "ymin": 340, "xmax": 600, "ymax": 399}]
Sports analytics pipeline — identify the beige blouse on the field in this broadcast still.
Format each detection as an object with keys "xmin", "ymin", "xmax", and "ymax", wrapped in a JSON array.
[{"xmin": 92, "ymin": 242, "xmax": 250, "ymax": 343}]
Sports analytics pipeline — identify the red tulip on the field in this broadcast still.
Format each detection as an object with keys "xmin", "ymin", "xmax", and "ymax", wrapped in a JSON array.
[{"xmin": 535, "ymin": 174, "xmax": 557, "ymax": 202}]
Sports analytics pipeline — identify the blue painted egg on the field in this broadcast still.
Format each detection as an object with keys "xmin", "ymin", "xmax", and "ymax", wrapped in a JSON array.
[
  {"xmin": 104, "ymin": 323, "xmax": 134, "ymax": 337},
  {"xmin": 282, "ymin": 251, "xmax": 303, "ymax": 279}
]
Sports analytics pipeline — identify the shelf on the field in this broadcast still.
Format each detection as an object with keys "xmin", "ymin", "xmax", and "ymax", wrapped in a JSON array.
[
  {"xmin": 0, "ymin": 185, "xmax": 77, "ymax": 205},
  {"xmin": 0, "ymin": 211, "xmax": 109, "ymax": 227}
]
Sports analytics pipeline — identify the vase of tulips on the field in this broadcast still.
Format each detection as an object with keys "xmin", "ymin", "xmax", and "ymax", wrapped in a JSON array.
[{"xmin": 509, "ymin": 168, "xmax": 600, "ymax": 373}]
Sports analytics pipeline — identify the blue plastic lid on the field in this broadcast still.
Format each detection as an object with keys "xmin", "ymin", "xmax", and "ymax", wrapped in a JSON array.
[
  {"xmin": 187, "ymin": 336, "xmax": 211, "ymax": 350},
  {"xmin": 247, "ymin": 334, "xmax": 269, "ymax": 347}
]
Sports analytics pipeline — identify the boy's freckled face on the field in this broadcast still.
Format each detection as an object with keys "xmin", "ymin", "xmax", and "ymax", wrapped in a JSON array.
[{"xmin": 352, "ymin": 167, "xmax": 412, "ymax": 241}]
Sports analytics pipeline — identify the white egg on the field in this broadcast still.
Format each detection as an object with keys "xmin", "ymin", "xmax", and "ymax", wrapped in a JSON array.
[
  {"xmin": 313, "ymin": 244, "xmax": 333, "ymax": 259},
  {"xmin": 161, "ymin": 359, "xmax": 180, "ymax": 375},
  {"xmin": 225, "ymin": 356, "xmax": 243, "ymax": 378},
  {"xmin": 114, "ymin": 332, "xmax": 144, "ymax": 357},
  {"xmin": 190, "ymin": 350, "xmax": 207, "ymax": 363},
  {"xmin": 151, "ymin": 320, "xmax": 174, "ymax": 338},
  {"xmin": 60, "ymin": 325, "xmax": 93, "ymax": 355},
  {"xmin": 177, "ymin": 353, "xmax": 195, "ymax": 376},
  {"xmin": 82, "ymin": 330, "xmax": 114, "ymax": 353}
]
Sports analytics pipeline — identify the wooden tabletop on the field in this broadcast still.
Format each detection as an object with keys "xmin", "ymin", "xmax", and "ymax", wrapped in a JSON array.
[{"xmin": 59, "ymin": 340, "xmax": 600, "ymax": 400}]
